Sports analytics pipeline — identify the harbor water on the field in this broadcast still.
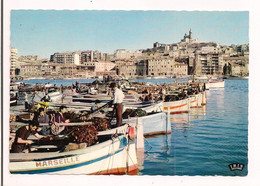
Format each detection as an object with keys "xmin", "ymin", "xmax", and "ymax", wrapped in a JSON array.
[
  {"xmin": 140, "ymin": 79, "xmax": 248, "ymax": 176},
  {"xmin": 18, "ymin": 78, "xmax": 248, "ymax": 176}
]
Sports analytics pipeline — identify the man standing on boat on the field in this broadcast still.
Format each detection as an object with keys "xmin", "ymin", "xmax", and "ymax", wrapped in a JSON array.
[{"xmin": 110, "ymin": 82, "xmax": 125, "ymax": 127}]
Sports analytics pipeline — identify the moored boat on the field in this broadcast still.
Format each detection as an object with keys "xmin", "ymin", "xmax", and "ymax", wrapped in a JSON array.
[
  {"xmin": 10, "ymin": 133, "xmax": 138, "ymax": 175},
  {"xmin": 163, "ymin": 98, "xmax": 189, "ymax": 114},
  {"xmin": 206, "ymin": 80, "xmax": 225, "ymax": 89},
  {"xmin": 110, "ymin": 112, "xmax": 171, "ymax": 136}
]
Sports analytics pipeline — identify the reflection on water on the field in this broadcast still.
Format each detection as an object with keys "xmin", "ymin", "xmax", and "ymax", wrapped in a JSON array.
[
  {"xmin": 136, "ymin": 148, "xmax": 145, "ymax": 171},
  {"xmin": 171, "ymin": 105, "xmax": 207, "ymax": 128},
  {"xmin": 140, "ymin": 79, "xmax": 248, "ymax": 176}
]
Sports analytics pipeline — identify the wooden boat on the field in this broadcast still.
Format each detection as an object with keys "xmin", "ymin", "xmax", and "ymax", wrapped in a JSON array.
[
  {"xmin": 110, "ymin": 112, "xmax": 171, "ymax": 136},
  {"xmin": 189, "ymin": 95, "xmax": 198, "ymax": 108},
  {"xmin": 206, "ymin": 80, "xmax": 225, "ymax": 89},
  {"xmin": 189, "ymin": 92, "xmax": 204, "ymax": 108},
  {"xmin": 19, "ymin": 91, "xmax": 62, "ymax": 103},
  {"xmin": 163, "ymin": 98, "xmax": 189, "ymax": 114},
  {"xmin": 72, "ymin": 94, "xmax": 139, "ymax": 104},
  {"xmin": 124, "ymin": 101, "xmax": 163, "ymax": 113},
  {"xmin": 10, "ymin": 92, "xmax": 18, "ymax": 106},
  {"xmin": 9, "ymin": 133, "xmax": 138, "ymax": 175}
]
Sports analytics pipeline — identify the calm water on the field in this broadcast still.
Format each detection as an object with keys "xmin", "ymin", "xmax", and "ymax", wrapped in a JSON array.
[
  {"xmin": 140, "ymin": 79, "xmax": 248, "ymax": 176},
  {"xmin": 19, "ymin": 78, "xmax": 248, "ymax": 176}
]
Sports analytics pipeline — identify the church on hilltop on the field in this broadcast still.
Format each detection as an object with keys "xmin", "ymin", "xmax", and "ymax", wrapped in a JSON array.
[
  {"xmin": 181, "ymin": 29, "xmax": 193, "ymax": 42},
  {"xmin": 153, "ymin": 28, "xmax": 199, "ymax": 49}
]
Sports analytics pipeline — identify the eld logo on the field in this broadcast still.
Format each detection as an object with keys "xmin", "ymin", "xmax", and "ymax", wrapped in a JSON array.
[{"xmin": 229, "ymin": 163, "xmax": 244, "ymax": 171}]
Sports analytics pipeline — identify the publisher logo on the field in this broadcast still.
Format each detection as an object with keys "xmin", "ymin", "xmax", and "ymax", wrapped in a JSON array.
[{"xmin": 229, "ymin": 163, "xmax": 244, "ymax": 171}]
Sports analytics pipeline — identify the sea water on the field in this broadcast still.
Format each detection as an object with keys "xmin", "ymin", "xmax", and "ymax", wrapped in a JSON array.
[{"xmin": 139, "ymin": 79, "xmax": 248, "ymax": 176}]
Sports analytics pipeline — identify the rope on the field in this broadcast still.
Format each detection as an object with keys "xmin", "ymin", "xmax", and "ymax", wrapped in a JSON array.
[{"xmin": 144, "ymin": 137, "xmax": 153, "ymax": 152}]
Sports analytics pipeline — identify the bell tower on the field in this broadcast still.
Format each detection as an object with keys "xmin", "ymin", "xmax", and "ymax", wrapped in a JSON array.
[{"xmin": 189, "ymin": 28, "xmax": 192, "ymax": 39}]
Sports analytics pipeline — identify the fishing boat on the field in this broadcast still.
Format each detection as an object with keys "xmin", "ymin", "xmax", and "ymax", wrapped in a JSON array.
[
  {"xmin": 163, "ymin": 98, "xmax": 189, "ymax": 114},
  {"xmin": 9, "ymin": 133, "xmax": 138, "ymax": 175},
  {"xmin": 124, "ymin": 101, "xmax": 163, "ymax": 113},
  {"xmin": 110, "ymin": 112, "xmax": 170, "ymax": 136},
  {"xmin": 189, "ymin": 92, "xmax": 205, "ymax": 108},
  {"xmin": 206, "ymin": 80, "xmax": 225, "ymax": 89},
  {"xmin": 10, "ymin": 92, "xmax": 18, "ymax": 106}
]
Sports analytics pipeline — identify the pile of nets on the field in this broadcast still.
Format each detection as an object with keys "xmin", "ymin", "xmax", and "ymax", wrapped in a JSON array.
[
  {"xmin": 92, "ymin": 117, "xmax": 111, "ymax": 131},
  {"xmin": 122, "ymin": 109, "xmax": 147, "ymax": 119},
  {"xmin": 67, "ymin": 125, "xmax": 98, "ymax": 146}
]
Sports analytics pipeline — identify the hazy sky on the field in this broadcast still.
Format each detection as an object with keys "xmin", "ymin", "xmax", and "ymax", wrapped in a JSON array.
[{"xmin": 11, "ymin": 10, "xmax": 249, "ymax": 58}]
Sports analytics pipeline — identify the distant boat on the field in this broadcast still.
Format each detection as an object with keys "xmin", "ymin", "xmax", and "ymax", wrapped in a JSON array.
[{"xmin": 206, "ymin": 80, "xmax": 225, "ymax": 89}]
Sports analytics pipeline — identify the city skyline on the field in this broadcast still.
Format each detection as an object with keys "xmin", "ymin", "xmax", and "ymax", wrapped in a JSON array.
[{"xmin": 11, "ymin": 10, "xmax": 249, "ymax": 58}]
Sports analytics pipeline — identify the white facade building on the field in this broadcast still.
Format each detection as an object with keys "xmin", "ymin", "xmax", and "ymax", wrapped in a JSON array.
[{"xmin": 10, "ymin": 48, "xmax": 18, "ymax": 75}]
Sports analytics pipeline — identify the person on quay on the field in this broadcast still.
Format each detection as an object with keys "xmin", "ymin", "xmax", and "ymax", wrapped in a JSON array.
[
  {"xmin": 11, "ymin": 120, "xmax": 44, "ymax": 153},
  {"xmin": 110, "ymin": 82, "xmax": 125, "ymax": 127}
]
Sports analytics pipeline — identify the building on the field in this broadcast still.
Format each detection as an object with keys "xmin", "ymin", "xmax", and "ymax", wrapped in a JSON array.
[
  {"xmin": 81, "ymin": 50, "xmax": 94, "ymax": 63},
  {"xmin": 119, "ymin": 60, "xmax": 148, "ymax": 78},
  {"xmin": 195, "ymin": 51, "xmax": 224, "ymax": 75},
  {"xmin": 148, "ymin": 58, "xmax": 175, "ymax": 76},
  {"xmin": 85, "ymin": 61, "xmax": 116, "ymax": 76},
  {"xmin": 18, "ymin": 55, "xmax": 41, "ymax": 62},
  {"xmin": 50, "ymin": 52, "xmax": 80, "ymax": 65},
  {"xmin": 223, "ymin": 56, "xmax": 249, "ymax": 76},
  {"xmin": 10, "ymin": 48, "xmax": 18, "ymax": 76},
  {"xmin": 114, "ymin": 49, "xmax": 143, "ymax": 59},
  {"xmin": 20, "ymin": 64, "xmax": 42, "ymax": 77},
  {"xmin": 174, "ymin": 62, "xmax": 188, "ymax": 77}
]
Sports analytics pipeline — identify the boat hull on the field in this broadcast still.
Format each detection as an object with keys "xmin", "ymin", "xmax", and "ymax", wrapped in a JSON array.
[
  {"xmin": 163, "ymin": 99, "xmax": 189, "ymax": 114},
  {"xmin": 109, "ymin": 112, "xmax": 171, "ymax": 136},
  {"xmin": 10, "ymin": 135, "xmax": 138, "ymax": 175},
  {"xmin": 206, "ymin": 81, "xmax": 225, "ymax": 89}
]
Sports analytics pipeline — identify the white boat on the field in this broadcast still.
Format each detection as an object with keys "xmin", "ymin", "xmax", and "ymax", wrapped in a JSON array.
[
  {"xmin": 163, "ymin": 98, "xmax": 189, "ymax": 114},
  {"xmin": 9, "ymin": 133, "xmax": 138, "ymax": 175},
  {"xmin": 10, "ymin": 91, "xmax": 18, "ymax": 106},
  {"xmin": 22, "ymin": 91, "xmax": 62, "ymax": 103},
  {"xmin": 110, "ymin": 112, "xmax": 171, "ymax": 136},
  {"xmin": 49, "ymin": 91, "xmax": 63, "ymax": 102},
  {"xmin": 189, "ymin": 96, "xmax": 198, "ymax": 108},
  {"xmin": 206, "ymin": 80, "xmax": 225, "ymax": 89},
  {"xmin": 189, "ymin": 92, "xmax": 205, "ymax": 108},
  {"xmin": 124, "ymin": 101, "xmax": 163, "ymax": 113}
]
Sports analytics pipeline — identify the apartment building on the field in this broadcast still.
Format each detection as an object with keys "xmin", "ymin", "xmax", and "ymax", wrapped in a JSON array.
[
  {"xmin": 10, "ymin": 48, "xmax": 18, "ymax": 76},
  {"xmin": 195, "ymin": 51, "xmax": 224, "ymax": 75},
  {"xmin": 20, "ymin": 64, "xmax": 42, "ymax": 77},
  {"xmin": 174, "ymin": 62, "xmax": 188, "ymax": 76},
  {"xmin": 148, "ymin": 58, "xmax": 175, "ymax": 76},
  {"xmin": 119, "ymin": 60, "xmax": 147, "ymax": 78},
  {"xmin": 50, "ymin": 52, "xmax": 80, "ymax": 65},
  {"xmin": 85, "ymin": 61, "xmax": 116, "ymax": 76}
]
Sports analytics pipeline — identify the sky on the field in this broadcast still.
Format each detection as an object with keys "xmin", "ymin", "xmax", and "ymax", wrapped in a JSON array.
[{"xmin": 11, "ymin": 10, "xmax": 249, "ymax": 58}]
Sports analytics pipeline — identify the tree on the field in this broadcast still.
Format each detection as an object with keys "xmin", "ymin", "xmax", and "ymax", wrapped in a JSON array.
[
  {"xmin": 15, "ymin": 68, "xmax": 20, "ymax": 75},
  {"xmin": 223, "ymin": 64, "xmax": 227, "ymax": 75},
  {"xmin": 228, "ymin": 63, "xmax": 232, "ymax": 75}
]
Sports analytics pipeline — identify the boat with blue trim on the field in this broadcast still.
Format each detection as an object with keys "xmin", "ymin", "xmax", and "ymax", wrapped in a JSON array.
[{"xmin": 10, "ymin": 133, "xmax": 138, "ymax": 175}]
